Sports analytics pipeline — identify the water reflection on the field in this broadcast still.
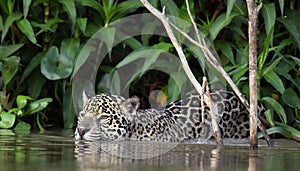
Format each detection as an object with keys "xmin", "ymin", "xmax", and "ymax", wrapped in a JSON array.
[
  {"xmin": 0, "ymin": 130, "xmax": 300, "ymax": 171},
  {"xmin": 74, "ymin": 140, "xmax": 253, "ymax": 171},
  {"xmin": 0, "ymin": 130, "xmax": 76, "ymax": 171},
  {"xmin": 74, "ymin": 139, "xmax": 300, "ymax": 171},
  {"xmin": 75, "ymin": 140, "xmax": 217, "ymax": 171}
]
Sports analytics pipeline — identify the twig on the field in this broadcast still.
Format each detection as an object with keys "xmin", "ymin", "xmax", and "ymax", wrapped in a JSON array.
[
  {"xmin": 169, "ymin": 21, "xmax": 249, "ymax": 109},
  {"xmin": 200, "ymin": 77, "xmax": 206, "ymax": 136},
  {"xmin": 186, "ymin": 0, "xmax": 223, "ymax": 147},
  {"xmin": 140, "ymin": 0, "xmax": 202, "ymax": 93},
  {"xmin": 185, "ymin": 0, "xmax": 201, "ymax": 43},
  {"xmin": 204, "ymin": 77, "xmax": 224, "ymax": 148},
  {"xmin": 257, "ymin": 119, "xmax": 274, "ymax": 146},
  {"xmin": 140, "ymin": 0, "xmax": 223, "ymax": 148}
]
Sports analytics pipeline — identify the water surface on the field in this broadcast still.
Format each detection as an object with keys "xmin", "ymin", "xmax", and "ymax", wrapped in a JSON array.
[{"xmin": 0, "ymin": 129, "xmax": 299, "ymax": 171}]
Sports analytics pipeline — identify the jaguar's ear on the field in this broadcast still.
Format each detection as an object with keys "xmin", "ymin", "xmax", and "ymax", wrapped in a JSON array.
[
  {"xmin": 121, "ymin": 96, "xmax": 140, "ymax": 120},
  {"xmin": 82, "ymin": 90, "xmax": 90, "ymax": 107},
  {"xmin": 124, "ymin": 96, "xmax": 140, "ymax": 113}
]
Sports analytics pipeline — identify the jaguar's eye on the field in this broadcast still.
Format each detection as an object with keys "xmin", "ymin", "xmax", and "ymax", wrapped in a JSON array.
[
  {"xmin": 78, "ymin": 111, "xmax": 85, "ymax": 121},
  {"xmin": 98, "ymin": 115, "xmax": 110, "ymax": 120}
]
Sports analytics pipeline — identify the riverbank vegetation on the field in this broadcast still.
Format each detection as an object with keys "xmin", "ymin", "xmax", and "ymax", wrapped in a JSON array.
[{"xmin": 0, "ymin": 0, "xmax": 299, "ymax": 141}]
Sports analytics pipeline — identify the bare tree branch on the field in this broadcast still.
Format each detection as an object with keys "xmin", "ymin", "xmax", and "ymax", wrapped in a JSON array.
[
  {"xmin": 140, "ymin": 0, "xmax": 274, "ymax": 148},
  {"xmin": 169, "ymin": 10, "xmax": 273, "ymax": 147},
  {"xmin": 246, "ymin": 0, "xmax": 263, "ymax": 150},
  {"xmin": 140, "ymin": 0, "xmax": 223, "ymax": 147}
]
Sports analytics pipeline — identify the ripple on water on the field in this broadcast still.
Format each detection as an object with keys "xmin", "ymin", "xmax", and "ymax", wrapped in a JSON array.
[{"xmin": 1, "ymin": 130, "xmax": 300, "ymax": 171}]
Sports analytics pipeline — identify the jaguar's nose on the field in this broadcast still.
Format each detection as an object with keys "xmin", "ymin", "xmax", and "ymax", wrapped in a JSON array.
[{"xmin": 77, "ymin": 127, "xmax": 90, "ymax": 138}]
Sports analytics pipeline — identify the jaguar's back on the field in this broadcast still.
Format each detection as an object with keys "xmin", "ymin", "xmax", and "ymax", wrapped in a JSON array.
[{"xmin": 162, "ymin": 90, "xmax": 265, "ymax": 140}]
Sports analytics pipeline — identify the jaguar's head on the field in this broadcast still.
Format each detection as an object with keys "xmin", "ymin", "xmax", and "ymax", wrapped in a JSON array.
[{"xmin": 75, "ymin": 91, "xmax": 140, "ymax": 141}]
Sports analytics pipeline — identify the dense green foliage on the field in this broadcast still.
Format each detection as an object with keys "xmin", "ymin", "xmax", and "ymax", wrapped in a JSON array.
[{"xmin": 0, "ymin": 0, "xmax": 299, "ymax": 140}]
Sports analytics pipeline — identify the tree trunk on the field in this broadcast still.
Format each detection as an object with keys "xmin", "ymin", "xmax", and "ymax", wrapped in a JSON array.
[{"xmin": 246, "ymin": 0, "xmax": 263, "ymax": 150}]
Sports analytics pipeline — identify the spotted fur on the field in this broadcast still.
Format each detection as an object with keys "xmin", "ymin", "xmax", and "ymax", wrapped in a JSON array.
[{"xmin": 75, "ymin": 90, "xmax": 265, "ymax": 142}]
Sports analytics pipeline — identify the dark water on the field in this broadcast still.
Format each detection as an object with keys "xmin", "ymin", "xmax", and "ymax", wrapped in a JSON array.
[{"xmin": 0, "ymin": 129, "xmax": 299, "ymax": 171}]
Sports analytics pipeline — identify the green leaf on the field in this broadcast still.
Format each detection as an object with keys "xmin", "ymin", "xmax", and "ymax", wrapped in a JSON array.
[
  {"xmin": 2, "ymin": 56, "xmax": 20, "ymax": 86},
  {"xmin": 23, "ymin": 0, "xmax": 32, "ymax": 19},
  {"xmin": 111, "ymin": 0, "xmax": 142, "ymax": 22},
  {"xmin": 14, "ymin": 120, "xmax": 31, "ymax": 132},
  {"xmin": 0, "ymin": 44, "xmax": 24, "ymax": 60},
  {"xmin": 16, "ymin": 19, "xmax": 38, "ymax": 45},
  {"xmin": 275, "ymin": 121, "xmax": 300, "ymax": 138},
  {"xmin": 24, "ymin": 98, "xmax": 52, "ymax": 115},
  {"xmin": 63, "ymin": 87, "xmax": 75, "ymax": 129},
  {"xmin": 168, "ymin": 72, "xmax": 186, "ymax": 102},
  {"xmin": 0, "ymin": 1, "xmax": 9, "ymax": 15},
  {"xmin": 263, "ymin": 70, "xmax": 285, "ymax": 94},
  {"xmin": 229, "ymin": 64, "xmax": 248, "ymax": 82},
  {"xmin": 215, "ymin": 41, "xmax": 235, "ymax": 64},
  {"xmin": 291, "ymin": 56, "xmax": 300, "ymax": 67},
  {"xmin": 258, "ymin": 127, "xmax": 292, "ymax": 139},
  {"xmin": 228, "ymin": 24, "xmax": 246, "ymax": 39},
  {"xmin": 140, "ymin": 43, "xmax": 172, "ymax": 75},
  {"xmin": 141, "ymin": 20, "xmax": 161, "ymax": 46},
  {"xmin": 188, "ymin": 45, "xmax": 206, "ymax": 73},
  {"xmin": 261, "ymin": 55, "xmax": 283, "ymax": 77},
  {"xmin": 99, "ymin": 27, "xmax": 116, "ymax": 59},
  {"xmin": 264, "ymin": 109, "xmax": 274, "ymax": 126},
  {"xmin": 0, "ymin": 111, "xmax": 16, "ymax": 129},
  {"xmin": 71, "ymin": 42, "xmax": 97, "ymax": 79},
  {"xmin": 116, "ymin": 43, "xmax": 172, "ymax": 69},
  {"xmin": 41, "ymin": 46, "xmax": 73, "ymax": 80},
  {"xmin": 282, "ymin": 88, "xmax": 300, "ymax": 108},
  {"xmin": 275, "ymin": 67, "xmax": 300, "ymax": 93},
  {"xmin": 1, "ymin": 12, "xmax": 23, "ymax": 43},
  {"xmin": 279, "ymin": 0, "xmax": 284, "ymax": 17},
  {"xmin": 262, "ymin": 3, "xmax": 275, "ymax": 46},
  {"xmin": 262, "ymin": 97, "xmax": 287, "ymax": 124},
  {"xmin": 160, "ymin": 0, "xmax": 179, "ymax": 17},
  {"xmin": 116, "ymin": 43, "xmax": 173, "ymax": 89},
  {"xmin": 111, "ymin": 71, "xmax": 121, "ymax": 95},
  {"xmin": 27, "ymin": 70, "xmax": 46, "ymax": 99},
  {"xmin": 123, "ymin": 37, "xmax": 142, "ymax": 50},
  {"xmin": 60, "ymin": 38, "xmax": 80, "ymax": 61},
  {"xmin": 226, "ymin": 0, "xmax": 236, "ymax": 19},
  {"xmin": 36, "ymin": 113, "xmax": 45, "ymax": 132},
  {"xmin": 116, "ymin": 48, "xmax": 159, "ymax": 73},
  {"xmin": 7, "ymin": 0, "xmax": 14, "ymax": 14},
  {"xmin": 20, "ymin": 51, "xmax": 45, "ymax": 83},
  {"xmin": 277, "ymin": 17, "xmax": 300, "ymax": 50},
  {"xmin": 75, "ymin": 0, "xmax": 104, "ymax": 19},
  {"xmin": 258, "ymin": 26, "xmax": 274, "ymax": 76},
  {"xmin": 76, "ymin": 18, "xmax": 87, "ymax": 34},
  {"xmin": 58, "ymin": 0, "xmax": 76, "ymax": 32},
  {"xmin": 17, "ymin": 95, "xmax": 33, "ymax": 109},
  {"xmin": 231, "ymin": 0, "xmax": 247, "ymax": 15},
  {"xmin": 32, "ymin": 18, "xmax": 65, "ymax": 35},
  {"xmin": 0, "ymin": 15, "xmax": 3, "ymax": 32},
  {"xmin": 210, "ymin": 13, "xmax": 239, "ymax": 41},
  {"xmin": 97, "ymin": 72, "xmax": 121, "ymax": 95}
]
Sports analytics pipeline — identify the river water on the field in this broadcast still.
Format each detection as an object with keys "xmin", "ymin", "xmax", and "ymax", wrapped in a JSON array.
[{"xmin": 0, "ymin": 129, "xmax": 299, "ymax": 171}]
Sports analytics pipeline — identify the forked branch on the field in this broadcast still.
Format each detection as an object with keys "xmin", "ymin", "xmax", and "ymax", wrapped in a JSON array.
[
  {"xmin": 140, "ymin": 0, "xmax": 274, "ymax": 148},
  {"xmin": 140, "ymin": 0, "xmax": 223, "ymax": 147}
]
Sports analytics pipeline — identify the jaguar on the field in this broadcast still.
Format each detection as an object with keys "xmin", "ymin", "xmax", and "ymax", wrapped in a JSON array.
[{"xmin": 75, "ymin": 90, "xmax": 265, "ymax": 142}]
